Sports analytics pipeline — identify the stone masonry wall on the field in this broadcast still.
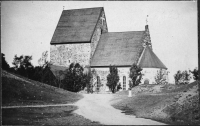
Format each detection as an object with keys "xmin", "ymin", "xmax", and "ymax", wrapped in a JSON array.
[{"xmin": 50, "ymin": 43, "xmax": 91, "ymax": 67}]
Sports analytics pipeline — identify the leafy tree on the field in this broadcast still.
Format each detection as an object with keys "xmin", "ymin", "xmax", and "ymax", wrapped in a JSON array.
[
  {"xmin": 12, "ymin": 55, "xmax": 34, "ymax": 78},
  {"xmin": 190, "ymin": 68, "xmax": 199, "ymax": 81},
  {"xmin": 63, "ymin": 63, "xmax": 86, "ymax": 92},
  {"xmin": 129, "ymin": 63, "xmax": 143, "ymax": 89},
  {"xmin": 2, "ymin": 53, "xmax": 10, "ymax": 71},
  {"xmin": 107, "ymin": 65, "xmax": 119, "ymax": 93},
  {"xmin": 174, "ymin": 70, "xmax": 191, "ymax": 85}
]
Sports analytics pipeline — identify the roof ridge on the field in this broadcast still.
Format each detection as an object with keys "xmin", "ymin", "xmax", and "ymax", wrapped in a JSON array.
[{"xmin": 63, "ymin": 7, "xmax": 103, "ymax": 11}]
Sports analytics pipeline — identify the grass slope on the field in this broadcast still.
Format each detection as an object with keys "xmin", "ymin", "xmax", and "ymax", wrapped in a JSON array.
[
  {"xmin": 2, "ymin": 70, "xmax": 101, "ymax": 125},
  {"xmin": 2, "ymin": 70, "xmax": 83, "ymax": 106},
  {"xmin": 112, "ymin": 82, "xmax": 199, "ymax": 125}
]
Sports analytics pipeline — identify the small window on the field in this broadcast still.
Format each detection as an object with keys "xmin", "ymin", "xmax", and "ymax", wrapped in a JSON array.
[{"xmin": 123, "ymin": 76, "xmax": 126, "ymax": 90}]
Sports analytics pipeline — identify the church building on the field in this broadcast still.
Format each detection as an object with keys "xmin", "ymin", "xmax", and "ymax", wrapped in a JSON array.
[{"xmin": 50, "ymin": 7, "xmax": 167, "ymax": 92}]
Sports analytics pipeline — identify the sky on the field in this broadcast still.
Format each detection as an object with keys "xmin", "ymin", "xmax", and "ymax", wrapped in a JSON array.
[{"xmin": 1, "ymin": 1, "xmax": 198, "ymax": 83}]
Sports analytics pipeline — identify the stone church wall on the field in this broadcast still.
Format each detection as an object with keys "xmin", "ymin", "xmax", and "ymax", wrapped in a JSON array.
[{"xmin": 50, "ymin": 43, "xmax": 91, "ymax": 67}]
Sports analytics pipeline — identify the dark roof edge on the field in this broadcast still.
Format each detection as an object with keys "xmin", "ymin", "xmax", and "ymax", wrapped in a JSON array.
[
  {"xmin": 89, "ymin": 7, "xmax": 103, "ymax": 42},
  {"xmin": 140, "ymin": 66, "xmax": 168, "ymax": 70},
  {"xmin": 50, "ymin": 41, "xmax": 91, "ymax": 45},
  {"xmin": 50, "ymin": 10, "xmax": 64, "ymax": 44},
  {"xmin": 102, "ymin": 31, "xmax": 145, "ymax": 34},
  {"xmin": 63, "ymin": 7, "xmax": 103, "ymax": 11},
  {"xmin": 91, "ymin": 65, "xmax": 132, "ymax": 68}
]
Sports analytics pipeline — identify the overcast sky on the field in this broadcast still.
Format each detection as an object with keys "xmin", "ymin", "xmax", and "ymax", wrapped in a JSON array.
[{"xmin": 1, "ymin": 1, "xmax": 197, "ymax": 83}]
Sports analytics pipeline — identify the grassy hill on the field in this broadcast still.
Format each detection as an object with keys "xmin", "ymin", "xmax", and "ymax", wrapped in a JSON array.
[
  {"xmin": 2, "ymin": 70, "xmax": 101, "ymax": 125},
  {"xmin": 111, "ymin": 82, "xmax": 199, "ymax": 125},
  {"xmin": 2, "ymin": 70, "xmax": 83, "ymax": 106}
]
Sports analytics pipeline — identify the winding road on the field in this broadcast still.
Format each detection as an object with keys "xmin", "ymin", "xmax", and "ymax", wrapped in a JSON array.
[{"xmin": 74, "ymin": 94, "xmax": 166, "ymax": 125}]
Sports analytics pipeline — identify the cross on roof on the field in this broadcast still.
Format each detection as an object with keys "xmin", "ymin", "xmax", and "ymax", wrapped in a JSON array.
[
  {"xmin": 100, "ymin": 14, "xmax": 105, "ymax": 26},
  {"xmin": 146, "ymin": 15, "xmax": 148, "ymax": 25}
]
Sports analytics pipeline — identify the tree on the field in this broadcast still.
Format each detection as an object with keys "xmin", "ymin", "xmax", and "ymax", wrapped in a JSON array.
[
  {"xmin": 174, "ymin": 70, "xmax": 191, "ymax": 85},
  {"xmin": 12, "ymin": 55, "xmax": 34, "ymax": 78},
  {"xmin": 190, "ymin": 68, "xmax": 199, "ymax": 81},
  {"xmin": 129, "ymin": 63, "xmax": 143, "ymax": 89},
  {"xmin": 63, "ymin": 63, "xmax": 86, "ymax": 92},
  {"xmin": 2, "ymin": 53, "xmax": 10, "ymax": 71},
  {"xmin": 107, "ymin": 65, "xmax": 119, "ymax": 93}
]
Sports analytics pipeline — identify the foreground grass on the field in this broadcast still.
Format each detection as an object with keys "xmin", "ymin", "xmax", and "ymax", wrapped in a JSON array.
[
  {"xmin": 2, "ymin": 106, "xmax": 101, "ymax": 125},
  {"xmin": 2, "ymin": 70, "xmax": 83, "ymax": 106},
  {"xmin": 2, "ymin": 70, "xmax": 101, "ymax": 125},
  {"xmin": 111, "ymin": 82, "xmax": 199, "ymax": 125}
]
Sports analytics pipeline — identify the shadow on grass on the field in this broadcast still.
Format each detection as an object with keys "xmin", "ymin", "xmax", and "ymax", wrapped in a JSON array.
[{"xmin": 2, "ymin": 106, "xmax": 76, "ymax": 125}]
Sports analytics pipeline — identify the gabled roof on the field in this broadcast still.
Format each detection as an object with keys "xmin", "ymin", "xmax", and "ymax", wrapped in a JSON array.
[
  {"xmin": 91, "ymin": 31, "xmax": 145, "ymax": 67},
  {"xmin": 50, "ymin": 7, "xmax": 103, "ymax": 44},
  {"xmin": 138, "ymin": 46, "xmax": 167, "ymax": 69}
]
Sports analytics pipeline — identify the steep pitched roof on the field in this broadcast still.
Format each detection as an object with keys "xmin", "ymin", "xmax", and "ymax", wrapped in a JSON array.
[
  {"xmin": 91, "ymin": 31, "xmax": 145, "ymax": 67},
  {"xmin": 50, "ymin": 7, "xmax": 103, "ymax": 44},
  {"xmin": 138, "ymin": 46, "xmax": 167, "ymax": 69}
]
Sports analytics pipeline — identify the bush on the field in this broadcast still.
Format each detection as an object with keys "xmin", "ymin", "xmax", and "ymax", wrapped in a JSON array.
[
  {"xmin": 155, "ymin": 69, "xmax": 168, "ymax": 84},
  {"xmin": 174, "ymin": 70, "xmax": 191, "ymax": 85},
  {"xmin": 63, "ymin": 63, "xmax": 87, "ymax": 92},
  {"xmin": 190, "ymin": 68, "xmax": 199, "ymax": 81}
]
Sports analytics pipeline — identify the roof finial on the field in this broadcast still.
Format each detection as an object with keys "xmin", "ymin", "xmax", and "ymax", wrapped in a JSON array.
[
  {"xmin": 63, "ymin": 6, "xmax": 65, "ymax": 10},
  {"xmin": 146, "ymin": 15, "xmax": 148, "ymax": 25}
]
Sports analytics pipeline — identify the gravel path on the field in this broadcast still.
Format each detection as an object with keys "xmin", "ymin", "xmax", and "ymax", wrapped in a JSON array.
[{"xmin": 74, "ymin": 94, "xmax": 166, "ymax": 125}]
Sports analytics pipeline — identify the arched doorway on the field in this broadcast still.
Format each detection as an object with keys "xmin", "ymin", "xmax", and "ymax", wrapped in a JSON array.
[{"xmin": 144, "ymin": 79, "xmax": 149, "ymax": 85}]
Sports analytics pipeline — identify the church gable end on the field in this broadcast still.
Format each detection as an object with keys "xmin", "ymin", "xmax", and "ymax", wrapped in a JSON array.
[
  {"xmin": 50, "ymin": 7, "xmax": 104, "ymax": 68},
  {"xmin": 91, "ymin": 9, "xmax": 108, "ymax": 58}
]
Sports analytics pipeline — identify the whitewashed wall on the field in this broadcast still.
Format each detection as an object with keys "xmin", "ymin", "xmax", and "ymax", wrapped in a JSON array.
[{"xmin": 141, "ymin": 68, "xmax": 168, "ymax": 84}]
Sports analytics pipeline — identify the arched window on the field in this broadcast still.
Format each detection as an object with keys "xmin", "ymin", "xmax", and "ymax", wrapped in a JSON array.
[
  {"xmin": 123, "ymin": 76, "xmax": 126, "ymax": 90},
  {"xmin": 97, "ymin": 76, "xmax": 100, "ymax": 91}
]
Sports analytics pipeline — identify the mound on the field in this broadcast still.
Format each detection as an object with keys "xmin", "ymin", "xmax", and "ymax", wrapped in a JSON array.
[
  {"xmin": 2, "ymin": 70, "xmax": 83, "ymax": 106},
  {"xmin": 112, "ymin": 81, "xmax": 199, "ymax": 125}
]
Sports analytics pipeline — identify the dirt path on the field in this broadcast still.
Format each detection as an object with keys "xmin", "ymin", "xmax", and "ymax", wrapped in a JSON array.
[{"xmin": 74, "ymin": 94, "xmax": 166, "ymax": 125}]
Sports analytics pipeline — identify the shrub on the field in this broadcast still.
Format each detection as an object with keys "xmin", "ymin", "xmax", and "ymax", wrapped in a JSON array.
[
  {"xmin": 155, "ymin": 69, "xmax": 168, "ymax": 84},
  {"xmin": 174, "ymin": 70, "xmax": 191, "ymax": 85},
  {"xmin": 63, "ymin": 63, "xmax": 87, "ymax": 92},
  {"xmin": 190, "ymin": 68, "xmax": 199, "ymax": 81}
]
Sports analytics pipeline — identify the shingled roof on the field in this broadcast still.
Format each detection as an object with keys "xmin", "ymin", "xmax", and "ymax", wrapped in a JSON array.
[
  {"xmin": 138, "ymin": 46, "xmax": 167, "ymax": 69},
  {"xmin": 91, "ymin": 31, "xmax": 145, "ymax": 67},
  {"xmin": 50, "ymin": 7, "xmax": 103, "ymax": 44}
]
